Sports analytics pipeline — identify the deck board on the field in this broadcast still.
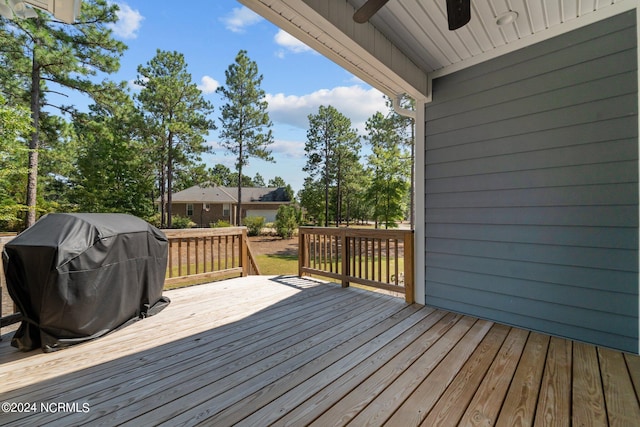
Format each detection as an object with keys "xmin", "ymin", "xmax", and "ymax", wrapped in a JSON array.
[{"xmin": 0, "ymin": 275, "xmax": 639, "ymax": 426}]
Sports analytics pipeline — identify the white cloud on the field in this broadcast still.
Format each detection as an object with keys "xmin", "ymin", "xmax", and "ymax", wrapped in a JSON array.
[
  {"xmin": 198, "ymin": 76, "xmax": 220, "ymax": 94},
  {"xmin": 109, "ymin": 3, "xmax": 144, "ymax": 39},
  {"xmin": 265, "ymin": 85, "xmax": 389, "ymax": 132},
  {"xmin": 128, "ymin": 76, "xmax": 147, "ymax": 91},
  {"xmin": 221, "ymin": 7, "xmax": 262, "ymax": 33},
  {"xmin": 274, "ymin": 29, "xmax": 313, "ymax": 55},
  {"xmin": 270, "ymin": 139, "xmax": 305, "ymax": 158}
]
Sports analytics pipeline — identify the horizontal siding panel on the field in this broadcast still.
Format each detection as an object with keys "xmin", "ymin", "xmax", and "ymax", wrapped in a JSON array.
[
  {"xmin": 425, "ymin": 139, "xmax": 636, "ymax": 179},
  {"xmin": 425, "ymin": 206, "xmax": 637, "ymax": 227},
  {"xmin": 423, "ymin": 12, "xmax": 638, "ymax": 353},
  {"xmin": 425, "ymin": 224, "xmax": 638, "ymax": 250},
  {"xmin": 425, "ymin": 93, "xmax": 637, "ymax": 149},
  {"xmin": 427, "ymin": 71, "xmax": 636, "ymax": 136},
  {"xmin": 425, "ymin": 283, "xmax": 635, "ymax": 340},
  {"xmin": 431, "ymin": 13, "xmax": 636, "ymax": 100},
  {"xmin": 426, "ymin": 237, "xmax": 637, "ymax": 272},
  {"xmin": 424, "ymin": 294, "xmax": 637, "ymax": 351},
  {"xmin": 426, "ymin": 252, "xmax": 638, "ymax": 294},
  {"xmin": 428, "ymin": 48, "xmax": 637, "ymax": 121},
  {"xmin": 426, "ymin": 161, "xmax": 638, "ymax": 194},
  {"xmin": 426, "ymin": 183, "xmax": 638, "ymax": 208},
  {"xmin": 426, "ymin": 268, "xmax": 637, "ymax": 317},
  {"xmin": 426, "ymin": 116, "xmax": 637, "ymax": 164}
]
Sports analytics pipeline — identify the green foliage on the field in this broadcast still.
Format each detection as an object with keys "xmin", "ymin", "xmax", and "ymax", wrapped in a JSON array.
[
  {"xmin": 0, "ymin": 0, "xmax": 127, "ymax": 227},
  {"xmin": 275, "ymin": 205, "xmax": 299, "ymax": 239},
  {"xmin": 243, "ymin": 216, "xmax": 265, "ymax": 236},
  {"xmin": 171, "ymin": 215, "xmax": 196, "ymax": 229},
  {"xmin": 217, "ymin": 50, "xmax": 274, "ymax": 224},
  {"xmin": 0, "ymin": 96, "xmax": 31, "ymax": 230},
  {"xmin": 268, "ymin": 176, "xmax": 287, "ymax": 187},
  {"xmin": 298, "ymin": 177, "xmax": 325, "ymax": 226},
  {"xmin": 70, "ymin": 86, "xmax": 155, "ymax": 219},
  {"xmin": 303, "ymin": 105, "xmax": 361, "ymax": 226},
  {"xmin": 136, "ymin": 49, "xmax": 216, "ymax": 228},
  {"xmin": 364, "ymin": 111, "xmax": 410, "ymax": 228},
  {"xmin": 211, "ymin": 220, "xmax": 232, "ymax": 228}
]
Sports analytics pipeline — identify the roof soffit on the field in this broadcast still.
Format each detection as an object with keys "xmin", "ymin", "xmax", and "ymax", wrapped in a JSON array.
[{"xmin": 241, "ymin": 0, "xmax": 637, "ymax": 101}]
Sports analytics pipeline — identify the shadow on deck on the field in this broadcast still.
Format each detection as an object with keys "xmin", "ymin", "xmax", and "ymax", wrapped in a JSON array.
[{"xmin": 0, "ymin": 275, "xmax": 639, "ymax": 426}]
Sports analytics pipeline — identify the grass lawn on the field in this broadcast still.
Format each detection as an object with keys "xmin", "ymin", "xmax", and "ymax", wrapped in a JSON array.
[{"xmin": 255, "ymin": 254, "xmax": 299, "ymax": 275}]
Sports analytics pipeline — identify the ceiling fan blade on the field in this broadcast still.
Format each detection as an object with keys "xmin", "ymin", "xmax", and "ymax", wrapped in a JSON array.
[
  {"xmin": 353, "ymin": 0, "xmax": 390, "ymax": 23},
  {"xmin": 446, "ymin": 0, "xmax": 471, "ymax": 30}
]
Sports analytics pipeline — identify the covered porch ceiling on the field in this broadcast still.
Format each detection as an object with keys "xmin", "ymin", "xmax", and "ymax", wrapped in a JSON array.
[{"xmin": 239, "ymin": 0, "xmax": 636, "ymax": 101}]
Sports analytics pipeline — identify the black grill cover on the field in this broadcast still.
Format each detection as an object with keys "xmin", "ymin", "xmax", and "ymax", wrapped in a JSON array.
[{"xmin": 2, "ymin": 213, "xmax": 170, "ymax": 352}]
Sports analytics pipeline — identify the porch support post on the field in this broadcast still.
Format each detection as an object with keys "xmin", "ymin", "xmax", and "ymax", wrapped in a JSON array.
[
  {"xmin": 414, "ymin": 99, "xmax": 426, "ymax": 305},
  {"xmin": 636, "ymin": 3, "xmax": 640, "ymax": 355}
]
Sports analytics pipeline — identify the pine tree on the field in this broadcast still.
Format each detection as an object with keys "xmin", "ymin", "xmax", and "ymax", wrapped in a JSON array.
[
  {"xmin": 0, "ymin": 0, "xmax": 126, "ymax": 227},
  {"xmin": 0, "ymin": 95, "xmax": 31, "ymax": 229},
  {"xmin": 217, "ymin": 50, "xmax": 274, "ymax": 225},
  {"xmin": 303, "ymin": 105, "xmax": 360, "ymax": 227},
  {"xmin": 364, "ymin": 111, "xmax": 410, "ymax": 228},
  {"xmin": 71, "ymin": 84, "xmax": 155, "ymax": 219},
  {"xmin": 136, "ymin": 49, "xmax": 215, "ymax": 228}
]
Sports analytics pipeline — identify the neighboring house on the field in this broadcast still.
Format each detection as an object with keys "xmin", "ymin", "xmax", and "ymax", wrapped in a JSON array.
[
  {"xmin": 168, "ymin": 185, "xmax": 292, "ymax": 226},
  {"xmin": 242, "ymin": 1, "xmax": 640, "ymax": 354}
]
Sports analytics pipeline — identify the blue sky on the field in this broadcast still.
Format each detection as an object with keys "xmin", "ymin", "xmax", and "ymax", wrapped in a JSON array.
[{"xmin": 100, "ymin": 0, "xmax": 389, "ymax": 192}]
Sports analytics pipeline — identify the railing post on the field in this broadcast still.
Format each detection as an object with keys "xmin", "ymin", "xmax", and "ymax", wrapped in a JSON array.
[
  {"xmin": 298, "ymin": 228, "xmax": 306, "ymax": 277},
  {"xmin": 403, "ymin": 230, "xmax": 415, "ymax": 304},
  {"xmin": 240, "ymin": 228, "xmax": 248, "ymax": 277},
  {"xmin": 341, "ymin": 229, "xmax": 349, "ymax": 288}
]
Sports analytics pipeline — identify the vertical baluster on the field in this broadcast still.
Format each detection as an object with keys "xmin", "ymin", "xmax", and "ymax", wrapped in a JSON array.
[
  {"xmin": 178, "ymin": 238, "xmax": 183, "ymax": 276},
  {"xmin": 358, "ymin": 237, "xmax": 362, "ymax": 279},
  {"xmin": 386, "ymin": 238, "xmax": 391, "ymax": 284},
  {"xmin": 168, "ymin": 238, "xmax": 173, "ymax": 278},
  {"xmin": 364, "ymin": 238, "xmax": 369, "ymax": 280},
  {"xmin": 231, "ymin": 235, "xmax": 236, "ymax": 268},
  {"xmin": 394, "ymin": 238, "xmax": 399, "ymax": 286},
  {"xmin": 322, "ymin": 234, "xmax": 327, "ymax": 271},
  {"xmin": 186, "ymin": 238, "xmax": 191, "ymax": 276},
  {"xmin": 329, "ymin": 235, "xmax": 334, "ymax": 273},
  {"xmin": 377, "ymin": 238, "xmax": 381, "ymax": 281},
  {"xmin": 209, "ymin": 236, "xmax": 214, "ymax": 273},
  {"xmin": 195, "ymin": 237, "xmax": 200, "ymax": 274}
]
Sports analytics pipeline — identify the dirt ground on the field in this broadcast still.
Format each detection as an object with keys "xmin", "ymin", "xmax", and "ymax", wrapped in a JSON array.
[{"xmin": 248, "ymin": 235, "xmax": 298, "ymax": 257}]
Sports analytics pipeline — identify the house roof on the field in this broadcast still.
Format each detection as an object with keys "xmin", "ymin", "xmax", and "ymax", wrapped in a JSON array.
[
  {"xmin": 238, "ymin": 0, "xmax": 634, "ymax": 101},
  {"xmin": 170, "ymin": 185, "xmax": 290, "ymax": 204}
]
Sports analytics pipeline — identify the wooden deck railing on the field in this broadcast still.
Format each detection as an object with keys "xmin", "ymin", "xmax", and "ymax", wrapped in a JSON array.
[
  {"xmin": 164, "ymin": 227, "xmax": 260, "ymax": 287},
  {"xmin": 298, "ymin": 227, "xmax": 414, "ymax": 303},
  {"xmin": 1, "ymin": 227, "xmax": 260, "ymax": 333}
]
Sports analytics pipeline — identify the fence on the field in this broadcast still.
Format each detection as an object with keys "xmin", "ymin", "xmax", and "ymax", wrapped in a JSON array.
[
  {"xmin": 298, "ymin": 227, "xmax": 414, "ymax": 303},
  {"xmin": 164, "ymin": 227, "xmax": 260, "ymax": 287}
]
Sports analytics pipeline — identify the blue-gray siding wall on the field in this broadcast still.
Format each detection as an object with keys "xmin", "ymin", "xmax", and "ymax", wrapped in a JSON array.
[{"xmin": 424, "ymin": 11, "xmax": 638, "ymax": 353}]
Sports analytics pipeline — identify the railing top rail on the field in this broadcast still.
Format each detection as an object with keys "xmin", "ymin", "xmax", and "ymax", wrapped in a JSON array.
[
  {"xmin": 299, "ymin": 226, "xmax": 413, "ymax": 240},
  {"xmin": 163, "ymin": 227, "xmax": 247, "ymax": 239}
]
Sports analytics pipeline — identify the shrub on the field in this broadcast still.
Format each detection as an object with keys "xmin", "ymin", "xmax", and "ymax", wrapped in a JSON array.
[
  {"xmin": 210, "ymin": 220, "xmax": 231, "ymax": 228},
  {"xmin": 171, "ymin": 215, "xmax": 196, "ymax": 229},
  {"xmin": 275, "ymin": 205, "xmax": 299, "ymax": 239},
  {"xmin": 243, "ymin": 216, "xmax": 265, "ymax": 236}
]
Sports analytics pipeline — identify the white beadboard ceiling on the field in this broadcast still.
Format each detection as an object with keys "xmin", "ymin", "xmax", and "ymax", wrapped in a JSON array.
[
  {"xmin": 241, "ymin": 0, "xmax": 636, "ymax": 99},
  {"xmin": 347, "ymin": 0, "xmax": 632, "ymax": 73}
]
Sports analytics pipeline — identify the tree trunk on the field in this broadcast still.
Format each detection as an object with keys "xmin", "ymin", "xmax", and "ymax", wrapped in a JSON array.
[
  {"xmin": 166, "ymin": 133, "xmax": 174, "ymax": 229},
  {"xmin": 25, "ymin": 50, "xmax": 41, "ymax": 228},
  {"xmin": 236, "ymin": 142, "xmax": 243, "ymax": 226},
  {"xmin": 159, "ymin": 165, "xmax": 166, "ymax": 227},
  {"xmin": 324, "ymin": 137, "xmax": 329, "ymax": 227}
]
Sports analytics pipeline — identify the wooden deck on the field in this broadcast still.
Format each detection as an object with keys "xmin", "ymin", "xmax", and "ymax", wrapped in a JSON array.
[{"xmin": 0, "ymin": 276, "xmax": 639, "ymax": 426}]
